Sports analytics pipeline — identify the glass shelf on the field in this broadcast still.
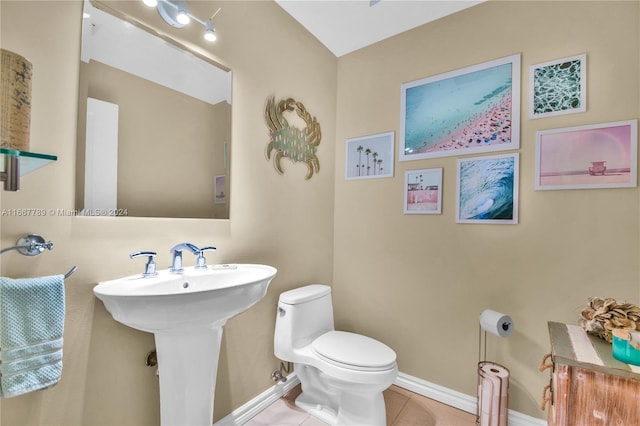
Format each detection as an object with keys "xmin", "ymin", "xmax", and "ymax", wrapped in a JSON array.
[{"xmin": 1, "ymin": 147, "xmax": 58, "ymax": 191}]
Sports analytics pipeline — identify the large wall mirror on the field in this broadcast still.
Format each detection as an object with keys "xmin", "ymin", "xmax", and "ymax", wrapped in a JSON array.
[{"xmin": 76, "ymin": 0, "xmax": 232, "ymax": 219}]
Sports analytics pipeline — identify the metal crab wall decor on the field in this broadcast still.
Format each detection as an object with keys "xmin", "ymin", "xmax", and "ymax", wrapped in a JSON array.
[{"xmin": 264, "ymin": 96, "xmax": 321, "ymax": 180}]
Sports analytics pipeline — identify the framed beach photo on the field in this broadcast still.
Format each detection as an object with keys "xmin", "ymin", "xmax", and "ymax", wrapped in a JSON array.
[
  {"xmin": 457, "ymin": 153, "xmax": 519, "ymax": 224},
  {"xmin": 400, "ymin": 54, "xmax": 520, "ymax": 161},
  {"xmin": 535, "ymin": 120, "xmax": 638, "ymax": 190},
  {"xmin": 529, "ymin": 54, "xmax": 586, "ymax": 119},
  {"xmin": 345, "ymin": 131, "xmax": 395, "ymax": 180},
  {"xmin": 404, "ymin": 168, "xmax": 443, "ymax": 214},
  {"xmin": 214, "ymin": 174, "xmax": 226, "ymax": 204}
]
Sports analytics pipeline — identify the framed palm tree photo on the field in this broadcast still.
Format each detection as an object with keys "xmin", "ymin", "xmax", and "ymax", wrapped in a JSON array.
[{"xmin": 345, "ymin": 131, "xmax": 395, "ymax": 180}]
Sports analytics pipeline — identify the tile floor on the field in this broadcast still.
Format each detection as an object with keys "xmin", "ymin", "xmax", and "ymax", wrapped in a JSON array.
[{"xmin": 245, "ymin": 384, "xmax": 476, "ymax": 426}]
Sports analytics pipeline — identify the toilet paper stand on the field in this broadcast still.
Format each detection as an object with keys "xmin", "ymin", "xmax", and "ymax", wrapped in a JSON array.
[
  {"xmin": 479, "ymin": 325, "xmax": 488, "ymax": 364},
  {"xmin": 476, "ymin": 310, "xmax": 513, "ymax": 426}
]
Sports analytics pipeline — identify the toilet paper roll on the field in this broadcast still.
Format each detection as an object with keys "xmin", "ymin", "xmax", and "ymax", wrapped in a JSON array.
[
  {"xmin": 478, "ymin": 362, "xmax": 509, "ymax": 426},
  {"xmin": 480, "ymin": 310, "xmax": 514, "ymax": 337}
]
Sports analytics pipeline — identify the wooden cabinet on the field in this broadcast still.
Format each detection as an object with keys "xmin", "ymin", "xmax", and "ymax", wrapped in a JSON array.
[{"xmin": 543, "ymin": 322, "xmax": 640, "ymax": 425}]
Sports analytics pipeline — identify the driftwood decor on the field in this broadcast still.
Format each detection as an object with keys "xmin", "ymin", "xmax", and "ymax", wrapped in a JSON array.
[
  {"xmin": 578, "ymin": 297, "xmax": 640, "ymax": 342},
  {"xmin": 264, "ymin": 96, "xmax": 321, "ymax": 180}
]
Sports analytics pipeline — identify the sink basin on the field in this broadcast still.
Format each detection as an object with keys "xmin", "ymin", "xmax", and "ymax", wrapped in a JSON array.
[
  {"xmin": 93, "ymin": 264, "xmax": 277, "ymax": 426},
  {"xmin": 94, "ymin": 264, "xmax": 277, "ymax": 333}
]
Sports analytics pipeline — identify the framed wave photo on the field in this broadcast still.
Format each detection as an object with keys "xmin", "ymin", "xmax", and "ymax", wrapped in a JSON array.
[
  {"xmin": 456, "ymin": 153, "xmax": 519, "ymax": 224},
  {"xmin": 400, "ymin": 54, "xmax": 521, "ymax": 161}
]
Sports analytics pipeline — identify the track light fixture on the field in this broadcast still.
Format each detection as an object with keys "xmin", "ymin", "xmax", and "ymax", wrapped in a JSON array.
[
  {"xmin": 144, "ymin": 0, "xmax": 220, "ymax": 42},
  {"xmin": 204, "ymin": 19, "xmax": 217, "ymax": 42},
  {"xmin": 176, "ymin": 7, "xmax": 190, "ymax": 25}
]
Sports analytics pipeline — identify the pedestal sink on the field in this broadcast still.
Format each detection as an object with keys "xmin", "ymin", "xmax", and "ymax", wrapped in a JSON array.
[{"xmin": 93, "ymin": 264, "xmax": 277, "ymax": 426}]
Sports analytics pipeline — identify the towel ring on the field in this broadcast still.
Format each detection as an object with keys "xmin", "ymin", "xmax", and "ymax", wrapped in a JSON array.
[
  {"xmin": 1, "ymin": 233, "xmax": 78, "ymax": 280},
  {"xmin": 64, "ymin": 266, "xmax": 78, "ymax": 279},
  {"xmin": 0, "ymin": 233, "xmax": 53, "ymax": 256}
]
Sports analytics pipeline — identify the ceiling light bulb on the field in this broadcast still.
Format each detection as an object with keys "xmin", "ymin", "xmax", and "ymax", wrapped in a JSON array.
[
  {"xmin": 176, "ymin": 9, "xmax": 190, "ymax": 25},
  {"xmin": 204, "ymin": 30, "xmax": 217, "ymax": 42},
  {"xmin": 142, "ymin": 0, "xmax": 158, "ymax": 7},
  {"xmin": 204, "ymin": 20, "xmax": 217, "ymax": 41}
]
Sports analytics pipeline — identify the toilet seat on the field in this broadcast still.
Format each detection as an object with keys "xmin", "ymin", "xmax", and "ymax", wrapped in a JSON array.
[{"xmin": 312, "ymin": 331, "xmax": 396, "ymax": 371}]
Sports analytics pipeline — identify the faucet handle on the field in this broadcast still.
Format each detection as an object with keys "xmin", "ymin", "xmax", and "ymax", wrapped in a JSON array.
[
  {"xmin": 195, "ymin": 246, "xmax": 217, "ymax": 269},
  {"xmin": 130, "ymin": 251, "xmax": 158, "ymax": 277}
]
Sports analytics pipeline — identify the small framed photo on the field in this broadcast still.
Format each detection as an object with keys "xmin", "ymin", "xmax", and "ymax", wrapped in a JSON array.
[
  {"xmin": 400, "ymin": 54, "xmax": 520, "ymax": 161},
  {"xmin": 345, "ymin": 131, "xmax": 395, "ymax": 180},
  {"xmin": 457, "ymin": 153, "xmax": 519, "ymax": 224},
  {"xmin": 529, "ymin": 54, "xmax": 586, "ymax": 119},
  {"xmin": 404, "ymin": 168, "xmax": 443, "ymax": 214},
  {"xmin": 215, "ymin": 174, "xmax": 226, "ymax": 204},
  {"xmin": 535, "ymin": 120, "xmax": 638, "ymax": 190}
]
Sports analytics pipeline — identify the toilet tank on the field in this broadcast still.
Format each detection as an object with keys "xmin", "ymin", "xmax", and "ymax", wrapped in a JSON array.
[{"xmin": 274, "ymin": 285, "xmax": 334, "ymax": 360}]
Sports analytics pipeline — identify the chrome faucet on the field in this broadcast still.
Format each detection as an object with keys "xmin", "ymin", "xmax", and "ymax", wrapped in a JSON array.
[{"xmin": 169, "ymin": 242, "xmax": 200, "ymax": 273}]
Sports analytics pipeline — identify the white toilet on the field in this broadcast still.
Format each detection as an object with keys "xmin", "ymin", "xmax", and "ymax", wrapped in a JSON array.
[{"xmin": 274, "ymin": 284, "xmax": 397, "ymax": 425}]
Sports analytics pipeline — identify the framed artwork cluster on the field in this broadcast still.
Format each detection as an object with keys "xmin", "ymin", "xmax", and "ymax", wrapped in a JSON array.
[{"xmin": 345, "ymin": 52, "xmax": 638, "ymax": 224}]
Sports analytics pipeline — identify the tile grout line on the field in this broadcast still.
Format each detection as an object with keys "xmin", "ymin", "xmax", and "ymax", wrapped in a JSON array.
[{"xmin": 390, "ymin": 397, "xmax": 411, "ymax": 426}]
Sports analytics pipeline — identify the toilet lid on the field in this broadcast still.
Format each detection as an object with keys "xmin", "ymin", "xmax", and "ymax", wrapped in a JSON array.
[{"xmin": 312, "ymin": 331, "xmax": 396, "ymax": 370}]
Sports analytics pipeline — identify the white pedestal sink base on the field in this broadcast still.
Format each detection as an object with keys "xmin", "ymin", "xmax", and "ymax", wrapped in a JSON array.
[
  {"xmin": 93, "ymin": 265, "xmax": 278, "ymax": 425},
  {"xmin": 155, "ymin": 327, "xmax": 223, "ymax": 426}
]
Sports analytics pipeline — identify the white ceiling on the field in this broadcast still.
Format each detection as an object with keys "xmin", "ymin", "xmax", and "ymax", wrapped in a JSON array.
[{"xmin": 275, "ymin": 0, "xmax": 485, "ymax": 57}]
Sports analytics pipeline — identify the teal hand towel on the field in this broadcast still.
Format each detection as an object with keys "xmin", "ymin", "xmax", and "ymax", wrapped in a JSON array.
[{"xmin": 0, "ymin": 275, "xmax": 65, "ymax": 398}]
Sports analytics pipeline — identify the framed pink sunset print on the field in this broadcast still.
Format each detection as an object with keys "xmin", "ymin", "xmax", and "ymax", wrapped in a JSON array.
[{"xmin": 535, "ymin": 120, "xmax": 637, "ymax": 190}]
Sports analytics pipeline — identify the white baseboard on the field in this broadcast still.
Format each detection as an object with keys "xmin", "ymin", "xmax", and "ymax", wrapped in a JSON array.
[
  {"xmin": 214, "ymin": 372, "xmax": 301, "ymax": 426},
  {"xmin": 214, "ymin": 370, "xmax": 547, "ymax": 426},
  {"xmin": 395, "ymin": 372, "xmax": 478, "ymax": 414},
  {"xmin": 395, "ymin": 372, "xmax": 547, "ymax": 426}
]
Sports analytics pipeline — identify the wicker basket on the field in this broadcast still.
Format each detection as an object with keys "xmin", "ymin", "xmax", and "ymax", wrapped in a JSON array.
[{"xmin": 1, "ymin": 49, "xmax": 32, "ymax": 151}]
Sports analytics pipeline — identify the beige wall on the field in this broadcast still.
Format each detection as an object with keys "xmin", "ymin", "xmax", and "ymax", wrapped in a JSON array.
[
  {"xmin": 77, "ymin": 60, "xmax": 230, "ymax": 218},
  {"xmin": 333, "ymin": 0, "xmax": 639, "ymax": 419},
  {"xmin": 1, "ymin": 1, "xmax": 336, "ymax": 424}
]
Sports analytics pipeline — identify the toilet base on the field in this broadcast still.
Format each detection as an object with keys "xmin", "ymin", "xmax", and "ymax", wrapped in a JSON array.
[
  {"xmin": 294, "ymin": 364, "xmax": 390, "ymax": 426},
  {"xmin": 295, "ymin": 393, "xmax": 339, "ymax": 425},
  {"xmin": 295, "ymin": 390, "xmax": 387, "ymax": 426}
]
